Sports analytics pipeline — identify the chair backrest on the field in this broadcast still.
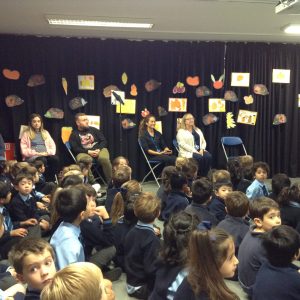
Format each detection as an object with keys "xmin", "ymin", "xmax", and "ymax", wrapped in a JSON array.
[
  {"xmin": 173, "ymin": 139, "xmax": 179, "ymax": 152},
  {"xmin": 64, "ymin": 141, "xmax": 76, "ymax": 162},
  {"xmin": 221, "ymin": 136, "xmax": 243, "ymax": 146}
]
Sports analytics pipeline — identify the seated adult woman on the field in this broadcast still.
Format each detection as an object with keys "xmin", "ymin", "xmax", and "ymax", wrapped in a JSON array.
[
  {"xmin": 138, "ymin": 115, "xmax": 176, "ymax": 166},
  {"xmin": 176, "ymin": 113, "xmax": 212, "ymax": 176},
  {"xmin": 20, "ymin": 113, "xmax": 59, "ymax": 181}
]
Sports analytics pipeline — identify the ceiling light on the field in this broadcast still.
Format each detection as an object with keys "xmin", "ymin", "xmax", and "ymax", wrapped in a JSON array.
[
  {"xmin": 47, "ymin": 17, "xmax": 153, "ymax": 29},
  {"xmin": 283, "ymin": 24, "xmax": 300, "ymax": 33}
]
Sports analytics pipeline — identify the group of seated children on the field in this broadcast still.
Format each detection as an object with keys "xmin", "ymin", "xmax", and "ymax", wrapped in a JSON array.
[{"xmin": 0, "ymin": 153, "xmax": 300, "ymax": 299}]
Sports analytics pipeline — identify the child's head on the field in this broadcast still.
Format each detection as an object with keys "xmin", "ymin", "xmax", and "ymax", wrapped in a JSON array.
[
  {"xmin": 14, "ymin": 173, "xmax": 34, "ymax": 196},
  {"xmin": 214, "ymin": 180, "xmax": 233, "ymax": 200},
  {"xmin": 187, "ymin": 228, "xmax": 238, "ymax": 298},
  {"xmin": 225, "ymin": 191, "xmax": 249, "ymax": 218},
  {"xmin": 160, "ymin": 211, "xmax": 198, "ymax": 267},
  {"xmin": 134, "ymin": 192, "xmax": 161, "ymax": 223},
  {"xmin": 76, "ymin": 183, "xmax": 97, "ymax": 201},
  {"xmin": 112, "ymin": 165, "xmax": 132, "ymax": 188},
  {"xmin": 212, "ymin": 170, "xmax": 231, "ymax": 183},
  {"xmin": 0, "ymin": 181, "xmax": 12, "ymax": 205},
  {"xmin": 271, "ymin": 173, "xmax": 291, "ymax": 198},
  {"xmin": 161, "ymin": 166, "xmax": 177, "ymax": 193},
  {"xmin": 24, "ymin": 165, "xmax": 39, "ymax": 183},
  {"xmin": 112, "ymin": 156, "xmax": 129, "ymax": 171},
  {"xmin": 77, "ymin": 156, "xmax": 93, "ymax": 177},
  {"xmin": 175, "ymin": 157, "xmax": 189, "ymax": 170},
  {"xmin": 60, "ymin": 174, "xmax": 84, "ymax": 188},
  {"xmin": 170, "ymin": 172, "xmax": 188, "ymax": 191},
  {"xmin": 33, "ymin": 159, "xmax": 46, "ymax": 174},
  {"xmin": 11, "ymin": 162, "xmax": 30, "ymax": 179},
  {"xmin": 239, "ymin": 155, "xmax": 253, "ymax": 180},
  {"xmin": 252, "ymin": 161, "xmax": 269, "ymax": 182},
  {"xmin": 9, "ymin": 238, "xmax": 56, "ymax": 291},
  {"xmin": 277, "ymin": 183, "xmax": 300, "ymax": 207},
  {"xmin": 227, "ymin": 158, "xmax": 243, "ymax": 183},
  {"xmin": 191, "ymin": 178, "xmax": 213, "ymax": 205},
  {"xmin": 55, "ymin": 187, "xmax": 87, "ymax": 223},
  {"xmin": 75, "ymin": 184, "xmax": 97, "ymax": 219},
  {"xmin": 176, "ymin": 158, "xmax": 198, "ymax": 180},
  {"xmin": 123, "ymin": 193, "xmax": 140, "ymax": 225},
  {"xmin": 249, "ymin": 197, "xmax": 281, "ymax": 232},
  {"xmin": 263, "ymin": 225, "xmax": 300, "ymax": 267},
  {"xmin": 41, "ymin": 262, "xmax": 109, "ymax": 300}
]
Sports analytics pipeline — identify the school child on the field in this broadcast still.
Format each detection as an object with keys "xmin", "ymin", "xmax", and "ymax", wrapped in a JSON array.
[
  {"xmin": 217, "ymin": 191, "xmax": 249, "ymax": 255},
  {"xmin": 185, "ymin": 178, "xmax": 218, "ymax": 227},
  {"xmin": 246, "ymin": 161, "xmax": 270, "ymax": 200},
  {"xmin": 211, "ymin": 169, "xmax": 231, "ymax": 183},
  {"xmin": 33, "ymin": 159, "xmax": 56, "ymax": 195},
  {"xmin": 208, "ymin": 180, "xmax": 233, "ymax": 222},
  {"xmin": 253, "ymin": 225, "xmax": 300, "ymax": 300},
  {"xmin": 174, "ymin": 228, "xmax": 239, "ymax": 300},
  {"xmin": 50, "ymin": 187, "xmax": 87, "ymax": 269},
  {"xmin": 41, "ymin": 262, "xmax": 115, "ymax": 300},
  {"xmin": 176, "ymin": 158, "xmax": 198, "ymax": 191},
  {"xmin": 9, "ymin": 237, "xmax": 56, "ymax": 300},
  {"xmin": 239, "ymin": 155, "xmax": 254, "ymax": 181},
  {"xmin": 112, "ymin": 156, "xmax": 129, "ymax": 170},
  {"xmin": 161, "ymin": 172, "xmax": 190, "ymax": 221},
  {"xmin": 269, "ymin": 173, "xmax": 291, "ymax": 201},
  {"xmin": 124, "ymin": 192, "xmax": 161, "ymax": 299},
  {"xmin": 238, "ymin": 197, "xmax": 281, "ymax": 295},
  {"xmin": 149, "ymin": 211, "xmax": 198, "ymax": 300}
]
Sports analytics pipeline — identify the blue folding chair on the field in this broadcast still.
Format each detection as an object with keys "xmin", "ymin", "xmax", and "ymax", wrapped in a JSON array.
[
  {"xmin": 173, "ymin": 139, "xmax": 179, "ymax": 153},
  {"xmin": 221, "ymin": 136, "xmax": 247, "ymax": 161},
  {"xmin": 138, "ymin": 139, "xmax": 162, "ymax": 187}
]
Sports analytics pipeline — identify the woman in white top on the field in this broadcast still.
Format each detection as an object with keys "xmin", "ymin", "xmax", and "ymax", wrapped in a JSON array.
[{"xmin": 176, "ymin": 113, "xmax": 212, "ymax": 176}]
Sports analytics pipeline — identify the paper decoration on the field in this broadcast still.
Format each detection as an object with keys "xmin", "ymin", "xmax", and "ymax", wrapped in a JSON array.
[
  {"xmin": 155, "ymin": 121, "xmax": 162, "ymax": 134},
  {"xmin": 145, "ymin": 79, "xmax": 161, "ymax": 92},
  {"xmin": 176, "ymin": 118, "xmax": 182, "ymax": 129},
  {"xmin": 211, "ymin": 74, "xmax": 224, "ymax": 89},
  {"xmin": 168, "ymin": 98, "xmax": 187, "ymax": 112},
  {"xmin": 196, "ymin": 86, "xmax": 211, "ymax": 97},
  {"xmin": 44, "ymin": 108, "xmax": 64, "ymax": 119},
  {"xmin": 69, "ymin": 97, "xmax": 88, "ymax": 110},
  {"xmin": 298, "ymin": 94, "xmax": 300, "ymax": 108},
  {"xmin": 2, "ymin": 69, "xmax": 20, "ymax": 80},
  {"xmin": 231, "ymin": 72, "xmax": 250, "ymax": 87},
  {"xmin": 78, "ymin": 75, "xmax": 95, "ymax": 90},
  {"xmin": 103, "ymin": 85, "xmax": 119, "ymax": 98},
  {"xmin": 224, "ymin": 90, "xmax": 238, "ymax": 102},
  {"xmin": 226, "ymin": 112, "xmax": 236, "ymax": 129},
  {"xmin": 61, "ymin": 127, "xmax": 73, "ymax": 144},
  {"xmin": 202, "ymin": 113, "xmax": 219, "ymax": 126},
  {"xmin": 253, "ymin": 84, "xmax": 269, "ymax": 95},
  {"xmin": 111, "ymin": 90, "xmax": 125, "ymax": 105},
  {"xmin": 5, "ymin": 95, "xmax": 24, "ymax": 107},
  {"xmin": 27, "ymin": 74, "xmax": 45, "ymax": 87},
  {"xmin": 237, "ymin": 110, "xmax": 257, "ymax": 126},
  {"xmin": 208, "ymin": 98, "xmax": 226, "ymax": 112},
  {"xmin": 141, "ymin": 108, "xmax": 150, "ymax": 118},
  {"xmin": 130, "ymin": 84, "xmax": 138, "ymax": 96},
  {"xmin": 158, "ymin": 106, "xmax": 168, "ymax": 117},
  {"xmin": 121, "ymin": 118, "xmax": 136, "ymax": 130},
  {"xmin": 19, "ymin": 125, "xmax": 29, "ymax": 139},
  {"xmin": 272, "ymin": 69, "xmax": 290, "ymax": 83},
  {"xmin": 122, "ymin": 72, "xmax": 128, "ymax": 85},
  {"xmin": 62, "ymin": 78, "xmax": 68, "ymax": 95},
  {"xmin": 173, "ymin": 82, "xmax": 186, "ymax": 94},
  {"xmin": 186, "ymin": 76, "xmax": 199, "ymax": 86},
  {"xmin": 86, "ymin": 115, "xmax": 100, "ymax": 129},
  {"xmin": 116, "ymin": 99, "xmax": 136, "ymax": 114},
  {"xmin": 244, "ymin": 95, "xmax": 254, "ymax": 105},
  {"xmin": 273, "ymin": 114, "xmax": 287, "ymax": 125}
]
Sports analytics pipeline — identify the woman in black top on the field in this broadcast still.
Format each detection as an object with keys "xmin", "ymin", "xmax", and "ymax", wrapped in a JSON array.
[{"xmin": 138, "ymin": 115, "xmax": 176, "ymax": 166}]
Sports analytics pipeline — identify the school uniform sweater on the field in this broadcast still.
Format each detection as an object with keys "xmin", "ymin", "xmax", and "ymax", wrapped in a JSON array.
[
  {"xmin": 185, "ymin": 202, "xmax": 218, "ymax": 226},
  {"xmin": 173, "ymin": 278, "xmax": 209, "ymax": 300},
  {"xmin": 208, "ymin": 196, "xmax": 226, "ymax": 222}
]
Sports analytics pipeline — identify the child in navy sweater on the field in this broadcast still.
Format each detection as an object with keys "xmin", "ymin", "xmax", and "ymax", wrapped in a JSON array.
[
  {"xmin": 124, "ymin": 192, "xmax": 161, "ymax": 299},
  {"xmin": 253, "ymin": 225, "xmax": 300, "ymax": 300}
]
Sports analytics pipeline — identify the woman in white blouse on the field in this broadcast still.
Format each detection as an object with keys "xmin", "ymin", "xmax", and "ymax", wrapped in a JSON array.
[{"xmin": 176, "ymin": 113, "xmax": 212, "ymax": 176}]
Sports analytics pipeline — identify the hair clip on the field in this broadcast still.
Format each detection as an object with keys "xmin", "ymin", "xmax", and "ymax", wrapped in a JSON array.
[
  {"xmin": 209, "ymin": 233, "xmax": 217, "ymax": 242},
  {"xmin": 196, "ymin": 221, "xmax": 212, "ymax": 231}
]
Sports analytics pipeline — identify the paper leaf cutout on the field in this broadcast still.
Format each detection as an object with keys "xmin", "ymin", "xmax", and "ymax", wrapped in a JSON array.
[
  {"xmin": 186, "ymin": 76, "xmax": 199, "ymax": 86},
  {"xmin": 211, "ymin": 74, "xmax": 224, "ymax": 89},
  {"xmin": 168, "ymin": 98, "xmax": 187, "ymax": 112},
  {"xmin": 130, "ymin": 84, "xmax": 138, "ymax": 96},
  {"xmin": 2, "ymin": 69, "xmax": 20, "ymax": 80},
  {"xmin": 69, "ymin": 97, "xmax": 88, "ymax": 110},
  {"xmin": 27, "ymin": 74, "xmax": 45, "ymax": 87},
  {"xmin": 224, "ymin": 90, "xmax": 238, "ymax": 102},
  {"xmin": 141, "ymin": 108, "xmax": 150, "ymax": 118},
  {"xmin": 196, "ymin": 86, "xmax": 211, "ymax": 97},
  {"xmin": 103, "ymin": 85, "xmax": 119, "ymax": 98},
  {"xmin": 226, "ymin": 112, "xmax": 236, "ymax": 129},
  {"xmin": 202, "ymin": 113, "xmax": 219, "ymax": 126},
  {"xmin": 5, "ymin": 95, "xmax": 24, "ymax": 107},
  {"xmin": 62, "ymin": 77, "xmax": 68, "ymax": 95},
  {"xmin": 253, "ymin": 84, "xmax": 269, "ymax": 95},
  {"xmin": 122, "ymin": 72, "xmax": 128, "ymax": 85},
  {"xmin": 158, "ymin": 106, "xmax": 168, "ymax": 117},
  {"xmin": 145, "ymin": 79, "xmax": 161, "ymax": 92},
  {"xmin": 121, "ymin": 118, "xmax": 136, "ymax": 130},
  {"xmin": 273, "ymin": 114, "xmax": 287, "ymax": 125},
  {"xmin": 244, "ymin": 95, "xmax": 254, "ymax": 105},
  {"xmin": 173, "ymin": 82, "xmax": 186, "ymax": 94},
  {"xmin": 44, "ymin": 108, "xmax": 64, "ymax": 119}
]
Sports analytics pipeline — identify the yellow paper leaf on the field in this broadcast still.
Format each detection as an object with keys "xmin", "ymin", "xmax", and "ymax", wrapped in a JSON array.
[{"xmin": 122, "ymin": 72, "xmax": 128, "ymax": 85}]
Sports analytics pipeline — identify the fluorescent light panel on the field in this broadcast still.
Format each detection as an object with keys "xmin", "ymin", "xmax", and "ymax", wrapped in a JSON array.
[
  {"xmin": 283, "ymin": 24, "xmax": 300, "ymax": 34},
  {"xmin": 47, "ymin": 18, "xmax": 153, "ymax": 29}
]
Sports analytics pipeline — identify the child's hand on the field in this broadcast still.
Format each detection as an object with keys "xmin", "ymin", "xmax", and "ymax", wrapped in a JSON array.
[
  {"xmin": 95, "ymin": 206, "xmax": 109, "ymax": 219},
  {"xmin": 22, "ymin": 218, "xmax": 38, "ymax": 226},
  {"xmin": 10, "ymin": 228, "xmax": 28, "ymax": 237},
  {"xmin": 42, "ymin": 195, "xmax": 51, "ymax": 203},
  {"xmin": 36, "ymin": 201, "xmax": 47, "ymax": 210},
  {"xmin": 184, "ymin": 185, "xmax": 192, "ymax": 197},
  {"xmin": 154, "ymin": 226, "xmax": 161, "ymax": 236},
  {"xmin": 103, "ymin": 279, "xmax": 115, "ymax": 300},
  {"xmin": 39, "ymin": 219, "xmax": 50, "ymax": 231}
]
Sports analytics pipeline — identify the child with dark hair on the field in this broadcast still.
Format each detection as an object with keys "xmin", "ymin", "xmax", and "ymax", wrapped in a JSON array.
[
  {"xmin": 269, "ymin": 173, "xmax": 291, "ymax": 201},
  {"xmin": 174, "ymin": 228, "xmax": 239, "ymax": 300},
  {"xmin": 217, "ymin": 191, "xmax": 249, "ymax": 255},
  {"xmin": 277, "ymin": 183, "xmax": 300, "ymax": 233},
  {"xmin": 246, "ymin": 161, "xmax": 270, "ymax": 200},
  {"xmin": 239, "ymin": 155, "xmax": 253, "ymax": 181},
  {"xmin": 161, "ymin": 172, "xmax": 190, "ymax": 221},
  {"xmin": 185, "ymin": 178, "xmax": 217, "ymax": 227},
  {"xmin": 50, "ymin": 187, "xmax": 87, "ymax": 269},
  {"xmin": 238, "ymin": 197, "xmax": 281, "ymax": 295},
  {"xmin": 253, "ymin": 225, "xmax": 300, "ymax": 299},
  {"xmin": 208, "ymin": 180, "xmax": 233, "ymax": 222},
  {"xmin": 112, "ymin": 156, "xmax": 129, "ymax": 170},
  {"xmin": 33, "ymin": 159, "xmax": 56, "ymax": 195},
  {"xmin": 60, "ymin": 174, "xmax": 83, "ymax": 188},
  {"xmin": 124, "ymin": 192, "xmax": 161, "ymax": 299},
  {"xmin": 176, "ymin": 158, "xmax": 198, "ymax": 191},
  {"xmin": 149, "ymin": 211, "xmax": 198, "ymax": 300}
]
